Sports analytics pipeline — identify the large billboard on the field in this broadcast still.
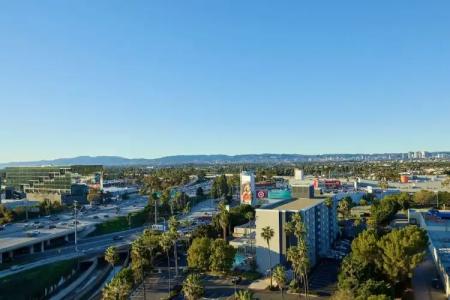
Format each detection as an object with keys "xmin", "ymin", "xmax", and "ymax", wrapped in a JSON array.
[{"xmin": 240, "ymin": 172, "xmax": 255, "ymax": 205}]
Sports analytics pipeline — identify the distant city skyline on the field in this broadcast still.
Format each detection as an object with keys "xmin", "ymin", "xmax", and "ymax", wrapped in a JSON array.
[{"xmin": 1, "ymin": 1, "xmax": 450, "ymax": 162}]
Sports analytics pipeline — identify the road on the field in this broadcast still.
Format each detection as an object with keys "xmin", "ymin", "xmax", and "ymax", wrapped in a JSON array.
[
  {"xmin": 0, "ymin": 226, "xmax": 143, "ymax": 278},
  {"xmin": 0, "ymin": 195, "xmax": 148, "ymax": 256},
  {"xmin": 0, "ymin": 195, "xmax": 217, "ymax": 278},
  {"xmin": 412, "ymin": 252, "xmax": 447, "ymax": 300}
]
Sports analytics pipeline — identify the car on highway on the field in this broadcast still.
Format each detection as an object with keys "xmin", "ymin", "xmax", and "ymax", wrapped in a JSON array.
[
  {"xmin": 92, "ymin": 215, "xmax": 99, "ymax": 219},
  {"xmin": 112, "ymin": 235, "xmax": 124, "ymax": 241},
  {"xmin": 27, "ymin": 230, "xmax": 40, "ymax": 237},
  {"xmin": 103, "ymin": 214, "xmax": 109, "ymax": 218},
  {"xmin": 10, "ymin": 265, "xmax": 24, "ymax": 271}
]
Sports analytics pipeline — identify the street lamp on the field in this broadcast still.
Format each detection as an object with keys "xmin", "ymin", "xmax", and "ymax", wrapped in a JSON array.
[
  {"xmin": 74, "ymin": 200, "xmax": 78, "ymax": 252},
  {"xmin": 231, "ymin": 276, "xmax": 241, "ymax": 299}
]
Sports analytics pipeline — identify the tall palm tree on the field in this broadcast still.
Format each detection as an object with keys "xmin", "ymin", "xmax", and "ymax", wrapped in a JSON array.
[
  {"xmin": 261, "ymin": 226, "xmax": 275, "ymax": 287},
  {"xmin": 218, "ymin": 201, "xmax": 230, "ymax": 240},
  {"xmin": 285, "ymin": 213, "xmax": 310, "ymax": 299},
  {"xmin": 168, "ymin": 216, "xmax": 180, "ymax": 277},
  {"xmin": 182, "ymin": 273, "xmax": 204, "ymax": 300},
  {"xmin": 160, "ymin": 232, "xmax": 173, "ymax": 296},
  {"xmin": 105, "ymin": 246, "xmax": 119, "ymax": 276},
  {"xmin": 273, "ymin": 264, "xmax": 287, "ymax": 299}
]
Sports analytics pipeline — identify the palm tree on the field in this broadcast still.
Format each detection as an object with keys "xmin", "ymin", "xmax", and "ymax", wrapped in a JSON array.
[
  {"xmin": 338, "ymin": 200, "xmax": 350, "ymax": 220},
  {"xmin": 130, "ymin": 239, "xmax": 146, "ymax": 283},
  {"xmin": 182, "ymin": 273, "xmax": 204, "ymax": 300},
  {"xmin": 235, "ymin": 289, "xmax": 255, "ymax": 300},
  {"xmin": 168, "ymin": 216, "xmax": 180, "ymax": 277},
  {"xmin": 324, "ymin": 197, "xmax": 333, "ymax": 208},
  {"xmin": 285, "ymin": 213, "xmax": 310, "ymax": 299},
  {"xmin": 273, "ymin": 265, "xmax": 287, "ymax": 299},
  {"xmin": 261, "ymin": 226, "xmax": 275, "ymax": 287},
  {"xmin": 218, "ymin": 201, "xmax": 230, "ymax": 240},
  {"xmin": 160, "ymin": 232, "xmax": 173, "ymax": 296},
  {"xmin": 105, "ymin": 246, "xmax": 119, "ymax": 275}
]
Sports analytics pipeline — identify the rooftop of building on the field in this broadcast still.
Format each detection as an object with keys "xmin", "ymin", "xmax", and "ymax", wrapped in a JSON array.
[
  {"xmin": 419, "ymin": 211, "xmax": 450, "ymax": 275},
  {"xmin": 259, "ymin": 197, "xmax": 325, "ymax": 211}
]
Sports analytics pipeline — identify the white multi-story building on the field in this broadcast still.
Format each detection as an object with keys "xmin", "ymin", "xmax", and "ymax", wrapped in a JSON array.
[{"xmin": 254, "ymin": 197, "xmax": 338, "ymax": 273}]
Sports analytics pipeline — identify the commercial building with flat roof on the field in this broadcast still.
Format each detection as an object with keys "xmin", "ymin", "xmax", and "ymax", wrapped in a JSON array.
[
  {"xmin": 4, "ymin": 165, "xmax": 103, "ymax": 204},
  {"xmin": 409, "ymin": 209, "xmax": 450, "ymax": 298},
  {"xmin": 254, "ymin": 197, "xmax": 338, "ymax": 273}
]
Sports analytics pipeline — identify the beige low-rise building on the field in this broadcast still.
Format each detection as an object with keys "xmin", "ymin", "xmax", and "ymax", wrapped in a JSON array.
[{"xmin": 254, "ymin": 197, "xmax": 338, "ymax": 274}]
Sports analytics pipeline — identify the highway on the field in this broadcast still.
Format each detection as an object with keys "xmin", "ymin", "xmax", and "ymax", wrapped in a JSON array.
[
  {"xmin": 0, "ymin": 193, "xmax": 218, "ymax": 279},
  {"xmin": 0, "ymin": 226, "xmax": 143, "ymax": 278},
  {"xmin": 0, "ymin": 195, "xmax": 148, "ymax": 260}
]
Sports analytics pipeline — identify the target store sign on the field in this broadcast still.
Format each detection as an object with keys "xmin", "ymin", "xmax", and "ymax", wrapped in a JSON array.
[{"xmin": 256, "ymin": 190, "xmax": 267, "ymax": 199}]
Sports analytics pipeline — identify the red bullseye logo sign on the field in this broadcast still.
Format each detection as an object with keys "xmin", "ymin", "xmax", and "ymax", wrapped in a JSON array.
[{"xmin": 257, "ymin": 190, "xmax": 266, "ymax": 199}]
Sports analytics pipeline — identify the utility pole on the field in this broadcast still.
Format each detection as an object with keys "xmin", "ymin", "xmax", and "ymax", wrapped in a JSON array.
[
  {"xmin": 436, "ymin": 191, "xmax": 440, "ymax": 209},
  {"xmin": 74, "ymin": 200, "xmax": 78, "ymax": 252},
  {"xmin": 153, "ymin": 191, "xmax": 158, "ymax": 225}
]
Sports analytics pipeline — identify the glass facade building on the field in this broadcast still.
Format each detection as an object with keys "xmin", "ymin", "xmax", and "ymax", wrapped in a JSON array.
[{"xmin": 5, "ymin": 166, "xmax": 103, "ymax": 203}]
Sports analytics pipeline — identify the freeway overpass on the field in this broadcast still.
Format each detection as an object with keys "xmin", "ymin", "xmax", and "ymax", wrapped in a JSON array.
[
  {"xmin": 0, "ymin": 226, "xmax": 143, "ymax": 278},
  {"xmin": 0, "ymin": 195, "xmax": 148, "ymax": 264}
]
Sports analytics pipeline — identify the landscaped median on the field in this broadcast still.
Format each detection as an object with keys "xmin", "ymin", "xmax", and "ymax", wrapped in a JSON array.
[
  {"xmin": 0, "ymin": 259, "xmax": 78, "ymax": 300},
  {"xmin": 87, "ymin": 209, "xmax": 148, "ymax": 237}
]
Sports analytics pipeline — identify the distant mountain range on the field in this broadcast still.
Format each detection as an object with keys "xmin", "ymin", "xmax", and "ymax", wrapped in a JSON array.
[{"xmin": 0, "ymin": 152, "xmax": 449, "ymax": 168}]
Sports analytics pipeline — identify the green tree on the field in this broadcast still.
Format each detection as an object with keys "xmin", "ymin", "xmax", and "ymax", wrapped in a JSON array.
[
  {"xmin": 105, "ymin": 246, "xmax": 119, "ymax": 275},
  {"xmin": 102, "ymin": 267, "xmax": 134, "ymax": 300},
  {"xmin": 236, "ymin": 290, "xmax": 256, "ymax": 300},
  {"xmin": 337, "ymin": 255, "xmax": 373, "ymax": 293},
  {"xmin": 355, "ymin": 279, "xmax": 391, "ymax": 300},
  {"xmin": 331, "ymin": 289, "xmax": 354, "ymax": 300},
  {"xmin": 261, "ymin": 226, "xmax": 275, "ymax": 287},
  {"xmin": 413, "ymin": 190, "xmax": 436, "ymax": 207},
  {"xmin": 212, "ymin": 175, "xmax": 229, "ymax": 199},
  {"xmin": 338, "ymin": 199, "xmax": 351, "ymax": 220},
  {"xmin": 359, "ymin": 199, "xmax": 368, "ymax": 206},
  {"xmin": 182, "ymin": 273, "xmax": 204, "ymax": 300},
  {"xmin": 285, "ymin": 213, "xmax": 310, "ymax": 297},
  {"xmin": 130, "ymin": 238, "xmax": 147, "ymax": 283},
  {"xmin": 209, "ymin": 239, "xmax": 236, "ymax": 273},
  {"xmin": 187, "ymin": 237, "xmax": 212, "ymax": 271},
  {"xmin": 168, "ymin": 216, "xmax": 180, "ymax": 276},
  {"xmin": 350, "ymin": 230, "xmax": 379, "ymax": 265},
  {"xmin": 160, "ymin": 232, "xmax": 173, "ymax": 296},
  {"xmin": 325, "ymin": 197, "xmax": 333, "ymax": 208},
  {"xmin": 273, "ymin": 265, "xmax": 287, "ymax": 299},
  {"xmin": 376, "ymin": 226, "xmax": 428, "ymax": 284},
  {"xmin": 218, "ymin": 201, "xmax": 230, "ymax": 240},
  {"xmin": 367, "ymin": 295, "xmax": 391, "ymax": 300}
]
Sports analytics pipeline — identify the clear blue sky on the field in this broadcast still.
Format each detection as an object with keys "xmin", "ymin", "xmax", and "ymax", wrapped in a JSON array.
[{"xmin": 1, "ymin": 1, "xmax": 450, "ymax": 162}]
